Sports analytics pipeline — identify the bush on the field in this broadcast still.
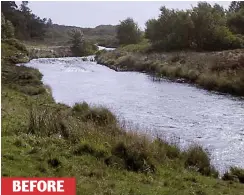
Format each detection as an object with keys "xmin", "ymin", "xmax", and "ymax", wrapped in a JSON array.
[
  {"xmin": 4, "ymin": 38, "xmax": 28, "ymax": 54},
  {"xmin": 223, "ymin": 167, "xmax": 244, "ymax": 183},
  {"xmin": 73, "ymin": 141, "xmax": 108, "ymax": 158},
  {"xmin": 47, "ymin": 158, "xmax": 61, "ymax": 168},
  {"xmin": 108, "ymin": 142, "xmax": 155, "ymax": 173},
  {"xmin": 87, "ymin": 107, "xmax": 117, "ymax": 126},
  {"xmin": 115, "ymin": 55, "xmax": 138, "ymax": 70},
  {"xmin": 1, "ymin": 40, "xmax": 29, "ymax": 64},
  {"xmin": 72, "ymin": 103, "xmax": 117, "ymax": 126},
  {"xmin": 72, "ymin": 102, "xmax": 89, "ymax": 112},
  {"xmin": 20, "ymin": 86, "xmax": 46, "ymax": 96},
  {"xmin": 120, "ymin": 40, "xmax": 151, "ymax": 53},
  {"xmin": 153, "ymin": 138, "xmax": 181, "ymax": 160},
  {"xmin": 184, "ymin": 145, "xmax": 219, "ymax": 177}
]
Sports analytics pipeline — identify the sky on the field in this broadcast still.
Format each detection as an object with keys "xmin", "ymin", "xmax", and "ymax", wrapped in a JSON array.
[{"xmin": 15, "ymin": 1, "xmax": 231, "ymax": 29}]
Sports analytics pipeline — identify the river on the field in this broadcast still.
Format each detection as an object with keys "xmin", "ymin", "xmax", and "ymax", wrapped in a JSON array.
[{"xmin": 23, "ymin": 55, "xmax": 244, "ymax": 174}]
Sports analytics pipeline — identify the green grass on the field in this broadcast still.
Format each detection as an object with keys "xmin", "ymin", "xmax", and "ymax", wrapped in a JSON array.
[
  {"xmin": 2, "ymin": 40, "xmax": 244, "ymax": 194},
  {"xmin": 96, "ymin": 46, "xmax": 244, "ymax": 96},
  {"xmin": 119, "ymin": 39, "xmax": 151, "ymax": 53}
]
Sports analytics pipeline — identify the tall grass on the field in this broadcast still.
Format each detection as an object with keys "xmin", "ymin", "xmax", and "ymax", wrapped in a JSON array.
[{"xmin": 26, "ymin": 101, "xmax": 220, "ymax": 177}]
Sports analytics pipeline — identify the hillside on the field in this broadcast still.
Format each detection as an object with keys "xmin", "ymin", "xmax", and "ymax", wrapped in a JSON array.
[
  {"xmin": 43, "ymin": 24, "xmax": 118, "ymax": 47},
  {"xmin": 2, "ymin": 1, "xmax": 118, "ymax": 48}
]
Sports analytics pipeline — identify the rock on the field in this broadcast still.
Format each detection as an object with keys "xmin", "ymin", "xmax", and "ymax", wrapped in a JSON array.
[{"xmin": 176, "ymin": 78, "xmax": 185, "ymax": 83}]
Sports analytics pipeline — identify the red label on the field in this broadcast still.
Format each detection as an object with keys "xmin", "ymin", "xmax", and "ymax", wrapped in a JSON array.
[{"xmin": 1, "ymin": 178, "xmax": 76, "ymax": 195}]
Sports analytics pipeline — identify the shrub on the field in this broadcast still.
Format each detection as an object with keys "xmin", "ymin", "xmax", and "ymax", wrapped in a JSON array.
[
  {"xmin": 120, "ymin": 40, "xmax": 151, "ymax": 53},
  {"xmin": 223, "ymin": 167, "xmax": 244, "ymax": 183},
  {"xmin": 197, "ymin": 74, "xmax": 218, "ymax": 90},
  {"xmin": 72, "ymin": 102, "xmax": 89, "ymax": 112},
  {"xmin": 87, "ymin": 107, "xmax": 117, "ymax": 126},
  {"xmin": 115, "ymin": 55, "xmax": 137, "ymax": 69},
  {"xmin": 47, "ymin": 158, "xmax": 61, "ymax": 168},
  {"xmin": 73, "ymin": 141, "xmax": 108, "ymax": 158},
  {"xmin": 187, "ymin": 69, "xmax": 200, "ymax": 81},
  {"xmin": 2, "ymin": 40, "xmax": 29, "ymax": 64},
  {"xmin": 108, "ymin": 142, "xmax": 156, "ymax": 173},
  {"xmin": 184, "ymin": 145, "xmax": 219, "ymax": 177},
  {"xmin": 72, "ymin": 103, "xmax": 117, "ymax": 126},
  {"xmin": 4, "ymin": 38, "xmax": 28, "ymax": 54},
  {"xmin": 14, "ymin": 138, "xmax": 26, "ymax": 147},
  {"xmin": 20, "ymin": 86, "xmax": 46, "ymax": 96},
  {"xmin": 153, "ymin": 138, "xmax": 181, "ymax": 160}
]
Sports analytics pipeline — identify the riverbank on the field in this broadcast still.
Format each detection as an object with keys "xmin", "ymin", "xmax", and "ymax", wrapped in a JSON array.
[
  {"xmin": 2, "ymin": 39, "xmax": 244, "ymax": 194},
  {"xmin": 95, "ymin": 47, "xmax": 244, "ymax": 96},
  {"xmin": 27, "ymin": 45, "xmax": 72, "ymax": 59}
]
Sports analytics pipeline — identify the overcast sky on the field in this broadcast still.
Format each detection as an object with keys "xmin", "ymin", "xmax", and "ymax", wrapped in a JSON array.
[{"xmin": 16, "ymin": 1, "xmax": 231, "ymax": 29}]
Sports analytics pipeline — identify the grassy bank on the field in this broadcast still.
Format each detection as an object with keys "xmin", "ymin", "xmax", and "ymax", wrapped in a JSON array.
[
  {"xmin": 95, "ymin": 43, "xmax": 244, "ymax": 96},
  {"xmin": 2, "ymin": 39, "xmax": 244, "ymax": 194}
]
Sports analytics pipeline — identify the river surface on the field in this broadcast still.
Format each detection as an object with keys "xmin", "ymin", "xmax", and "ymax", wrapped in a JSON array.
[{"xmin": 23, "ymin": 55, "xmax": 244, "ymax": 173}]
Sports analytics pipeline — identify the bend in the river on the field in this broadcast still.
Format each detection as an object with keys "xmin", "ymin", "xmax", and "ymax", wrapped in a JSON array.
[{"xmin": 22, "ymin": 49, "xmax": 244, "ymax": 174}]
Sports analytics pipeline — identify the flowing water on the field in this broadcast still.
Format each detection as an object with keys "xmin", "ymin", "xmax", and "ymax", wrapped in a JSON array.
[{"xmin": 23, "ymin": 55, "xmax": 244, "ymax": 173}]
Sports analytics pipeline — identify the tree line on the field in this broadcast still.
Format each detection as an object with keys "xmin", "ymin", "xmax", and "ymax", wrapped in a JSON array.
[{"xmin": 117, "ymin": 1, "xmax": 244, "ymax": 51}]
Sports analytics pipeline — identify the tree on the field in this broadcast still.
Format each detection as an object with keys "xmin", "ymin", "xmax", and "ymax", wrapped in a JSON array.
[
  {"xmin": 227, "ymin": 1, "xmax": 244, "ymax": 35},
  {"xmin": 1, "ymin": 1, "xmax": 47, "ymax": 40},
  {"xmin": 20, "ymin": 1, "xmax": 31, "ymax": 15},
  {"xmin": 1, "ymin": 1, "xmax": 17, "ymax": 13},
  {"xmin": 229, "ymin": 1, "xmax": 244, "ymax": 12},
  {"xmin": 4, "ymin": 20, "xmax": 15, "ymax": 38},
  {"xmin": 145, "ymin": 2, "xmax": 243, "ymax": 51},
  {"xmin": 70, "ymin": 29, "xmax": 85, "ymax": 56},
  {"xmin": 116, "ymin": 18, "xmax": 142, "ymax": 45},
  {"xmin": 1, "ymin": 13, "xmax": 5, "ymax": 27},
  {"xmin": 1, "ymin": 13, "xmax": 15, "ymax": 39},
  {"xmin": 47, "ymin": 18, "xmax": 53, "ymax": 27},
  {"xmin": 191, "ymin": 2, "xmax": 226, "ymax": 50},
  {"xmin": 69, "ymin": 29, "xmax": 97, "ymax": 56},
  {"xmin": 1, "ymin": 13, "xmax": 6, "ymax": 39},
  {"xmin": 145, "ymin": 7, "xmax": 194, "ymax": 51},
  {"xmin": 145, "ymin": 19, "xmax": 160, "ymax": 42}
]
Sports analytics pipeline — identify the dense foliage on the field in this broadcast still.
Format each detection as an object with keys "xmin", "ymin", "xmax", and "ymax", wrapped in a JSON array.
[
  {"xmin": 145, "ymin": 2, "xmax": 244, "ymax": 51},
  {"xmin": 117, "ymin": 18, "xmax": 142, "ymax": 45},
  {"xmin": 1, "ymin": 13, "xmax": 15, "ymax": 39},
  {"xmin": 1, "ymin": 1, "xmax": 49, "ymax": 40},
  {"xmin": 227, "ymin": 1, "xmax": 244, "ymax": 35}
]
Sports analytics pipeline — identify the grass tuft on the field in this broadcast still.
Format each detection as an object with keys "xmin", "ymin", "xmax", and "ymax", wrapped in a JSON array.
[{"xmin": 184, "ymin": 145, "xmax": 219, "ymax": 177}]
